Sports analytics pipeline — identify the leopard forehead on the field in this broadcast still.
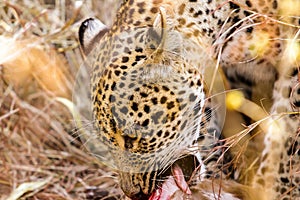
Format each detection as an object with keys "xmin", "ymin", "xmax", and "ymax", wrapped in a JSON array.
[{"xmin": 92, "ymin": 50, "xmax": 204, "ymax": 152}]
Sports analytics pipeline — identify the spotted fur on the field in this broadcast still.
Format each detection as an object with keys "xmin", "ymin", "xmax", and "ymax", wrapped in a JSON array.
[{"xmin": 79, "ymin": 0, "xmax": 300, "ymax": 199}]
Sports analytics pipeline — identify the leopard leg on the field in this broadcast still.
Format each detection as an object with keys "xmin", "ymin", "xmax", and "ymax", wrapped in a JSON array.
[{"xmin": 252, "ymin": 68, "xmax": 300, "ymax": 199}]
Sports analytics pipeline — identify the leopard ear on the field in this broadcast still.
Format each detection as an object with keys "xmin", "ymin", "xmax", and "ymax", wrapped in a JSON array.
[
  {"xmin": 78, "ymin": 18, "xmax": 109, "ymax": 55},
  {"xmin": 148, "ymin": 6, "xmax": 181, "ymax": 56},
  {"xmin": 148, "ymin": 6, "xmax": 168, "ymax": 51}
]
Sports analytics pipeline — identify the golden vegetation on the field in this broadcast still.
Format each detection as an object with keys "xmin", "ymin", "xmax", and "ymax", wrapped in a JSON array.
[{"xmin": 0, "ymin": 1, "xmax": 123, "ymax": 199}]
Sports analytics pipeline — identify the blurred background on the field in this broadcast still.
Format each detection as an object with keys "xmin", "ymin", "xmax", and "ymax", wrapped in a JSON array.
[
  {"xmin": 0, "ymin": 0, "xmax": 125, "ymax": 199},
  {"xmin": 1, "ymin": 1, "xmax": 299, "ymax": 200}
]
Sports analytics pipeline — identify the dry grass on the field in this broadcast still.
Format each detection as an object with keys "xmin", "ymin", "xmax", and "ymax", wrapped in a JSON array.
[
  {"xmin": 0, "ymin": 1, "xmax": 299, "ymax": 200},
  {"xmin": 0, "ymin": 0, "xmax": 124, "ymax": 199}
]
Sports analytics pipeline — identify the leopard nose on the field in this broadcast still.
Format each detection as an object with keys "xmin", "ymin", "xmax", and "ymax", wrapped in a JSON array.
[
  {"xmin": 120, "ymin": 183, "xmax": 140, "ymax": 199},
  {"xmin": 121, "ymin": 185, "xmax": 151, "ymax": 200},
  {"xmin": 119, "ymin": 172, "xmax": 143, "ymax": 199}
]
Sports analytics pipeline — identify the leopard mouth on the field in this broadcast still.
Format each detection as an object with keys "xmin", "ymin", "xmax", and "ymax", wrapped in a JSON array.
[{"xmin": 149, "ymin": 165, "xmax": 192, "ymax": 200}]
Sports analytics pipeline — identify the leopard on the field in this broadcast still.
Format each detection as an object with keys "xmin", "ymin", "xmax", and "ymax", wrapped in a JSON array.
[{"xmin": 78, "ymin": 0, "xmax": 300, "ymax": 199}]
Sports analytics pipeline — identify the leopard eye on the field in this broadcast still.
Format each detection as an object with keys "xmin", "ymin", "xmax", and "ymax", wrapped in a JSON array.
[{"xmin": 79, "ymin": 18, "xmax": 109, "ymax": 55}]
